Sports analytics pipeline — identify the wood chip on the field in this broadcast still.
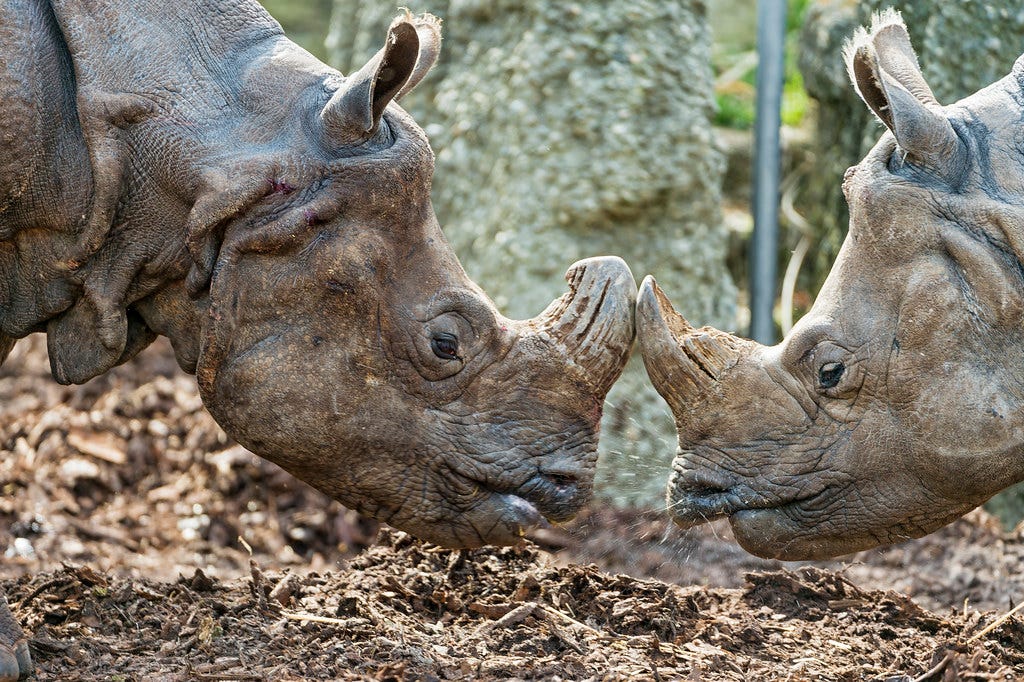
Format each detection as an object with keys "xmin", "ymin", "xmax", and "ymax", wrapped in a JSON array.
[{"xmin": 67, "ymin": 430, "xmax": 127, "ymax": 465}]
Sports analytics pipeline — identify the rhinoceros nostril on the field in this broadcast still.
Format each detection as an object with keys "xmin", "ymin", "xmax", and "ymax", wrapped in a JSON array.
[
  {"xmin": 542, "ymin": 472, "xmax": 578, "ymax": 489},
  {"xmin": 687, "ymin": 482, "xmax": 731, "ymax": 497},
  {"xmin": 674, "ymin": 470, "xmax": 734, "ymax": 499},
  {"xmin": 524, "ymin": 470, "xmax": 585, "ymax": 524}
]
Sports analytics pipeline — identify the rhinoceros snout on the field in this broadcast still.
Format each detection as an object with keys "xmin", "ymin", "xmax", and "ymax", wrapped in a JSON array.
[{"xmin": 666, "ymin": 456, "xmax": 747, "ymax": 528}]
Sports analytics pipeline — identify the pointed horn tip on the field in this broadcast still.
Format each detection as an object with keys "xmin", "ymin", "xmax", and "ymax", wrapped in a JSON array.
[{"xmin": 636, "ymin": 277, "xmax": 695, "ymax": 341}]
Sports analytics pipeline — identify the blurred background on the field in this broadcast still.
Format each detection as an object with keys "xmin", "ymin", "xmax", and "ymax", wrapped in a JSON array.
[{"xmin": 259, "ymin": 0, "xmax": 1024, "ymax": 524}]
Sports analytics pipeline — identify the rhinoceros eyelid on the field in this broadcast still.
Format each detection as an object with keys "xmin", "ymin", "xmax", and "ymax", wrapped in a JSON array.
[
  {"xmin": 430, "ymin": 332, "xmax": 461, "ymax": 361},
  {"xmin": 785, "ymin": 333, "xmax": 826, "ymax": 367},
  {"xmin": 794, "ymin": 345, "xmax": 816, "ymax": 366}
]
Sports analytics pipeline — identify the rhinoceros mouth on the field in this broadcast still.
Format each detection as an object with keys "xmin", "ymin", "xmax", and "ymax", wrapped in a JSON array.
[
  {"xmin": 672, "ymin": 487, "xmax": 831, "ymax": 524},
  {"xmin": 450, "ymin": 468, "xmax": 588, "ymax": 547},
  {"xmin": 491, "ymin": 470, "xmax": 587, "ymax": 518},
  {"xmin": 487, "ymin": 492, "xmax": 549, "ymax": 531},
  {"xmin": 442, "ymin": 489, "xmax": 552, "ymax": 548},
  {"xmin": 667, "ymin": 455, "xmax": 833, "ymax": 531}
]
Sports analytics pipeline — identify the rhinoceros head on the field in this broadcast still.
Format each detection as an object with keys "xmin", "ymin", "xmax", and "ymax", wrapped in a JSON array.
[
  {"xmin": 637, "ymin": 10, "xmax": 1024, "ymax": 559},
  {"xmin": 190, "ymin": 16, "xmax": 637, "ymax": 548},
  {"xmin": 41, "ymin": 8, "xmax": 634, "ymax": 548}
]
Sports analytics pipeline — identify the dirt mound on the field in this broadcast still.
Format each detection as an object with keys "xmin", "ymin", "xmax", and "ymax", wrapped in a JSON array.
[
  {"xmin": 4, "ymin": 531, "xmax": 1020, "ymax": 680},
  {"xmin": 3, "ymin": 335, "xmax": 1024, "ymax": 679}
]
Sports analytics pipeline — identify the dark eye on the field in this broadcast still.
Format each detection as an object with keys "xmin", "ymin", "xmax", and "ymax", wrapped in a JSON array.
[
  {"xmin": 430, "ymin": 332, "xmax": 460, "ymax": 360},
  {"xmin": 818, "ymin": 361, "xmax": 845, "ymax": 389}
]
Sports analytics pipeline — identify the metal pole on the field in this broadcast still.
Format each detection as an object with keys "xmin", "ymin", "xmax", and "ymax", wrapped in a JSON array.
[{"xmin": 749, "ymin": 0, "xmax": 787, "ymax": 344}]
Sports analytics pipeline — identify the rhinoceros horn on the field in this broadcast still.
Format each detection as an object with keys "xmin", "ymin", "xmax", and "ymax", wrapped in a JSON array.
[
  {"xmin": 635, "ymin": 276, "xmax": 748, "ymax": 411},
  {"xmin": 533, "ymin": 257, "xmax": 637, "ymax": 398},
  {"xmin": 320, "ymin": 13, "xmax": 441, "ymax": 145}
]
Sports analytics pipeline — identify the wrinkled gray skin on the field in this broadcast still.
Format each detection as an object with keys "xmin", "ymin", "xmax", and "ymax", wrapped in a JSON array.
[
  {"xmin": 0, "ymin": 2, "xmax": 637, "ymax": 677},
  {"xmin": 638, "ymin": 10, "xmax": 1024, "ymax": 561}
]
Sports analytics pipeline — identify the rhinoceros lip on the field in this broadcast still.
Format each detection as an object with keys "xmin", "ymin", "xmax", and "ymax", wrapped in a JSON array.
[
  {"xmin": 668, "ymin": 463, "xmax": 831, "ymax": 530},
  {"xmin": 670, "ymin": 487, "xmax": 829, "ymax": 529},
  {"xmin": 468, "ymin": 470, "xmax": 585, "ymax": 540},
  {"xmin": 450, "ymin": 491, "xmax": 550, "ymax": 547},
  {"xmin": 494, "ymin": 493, "xmax": 549, "ymax": 529}
]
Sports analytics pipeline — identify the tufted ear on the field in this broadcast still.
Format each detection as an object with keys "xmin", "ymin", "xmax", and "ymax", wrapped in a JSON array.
[
  {"xmin": 844, "ymin": 9, "xmax": 964, "ymax": 168},
  {"xmin": 320, "ymin": 13, "xmax": 442, "ymax": 145}
]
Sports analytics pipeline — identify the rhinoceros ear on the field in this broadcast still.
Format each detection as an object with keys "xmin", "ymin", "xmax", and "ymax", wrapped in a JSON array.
[
  {"xmin": 845, "ymin": 10, "xmax": 964, "ymax": 168},
  {"xmin": 320, "ymin": 13, "xmax": 442, "ymax": 145}
]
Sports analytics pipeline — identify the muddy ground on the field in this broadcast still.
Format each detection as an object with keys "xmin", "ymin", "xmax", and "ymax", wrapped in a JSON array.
[{"xmin": 2, "ymin": 336, "xmax": 1023, "ymax": 680}]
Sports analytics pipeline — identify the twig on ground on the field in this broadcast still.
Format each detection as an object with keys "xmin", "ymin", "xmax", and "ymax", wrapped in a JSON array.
[
  {"xmin": 966, "ymin": 600, "xmax": 1024, "ymax": 644},
  {"xmin": 911, "ymin": 653, "xmax": 952, "ymax": 682},
  {"xmin": 535, "ymin": 610, "xmax": 585, "ymax": 654},
  {"xmin": 537, "ymin": 603, "xmax": 603, "ymax": 636},
  {"xmin": 249, "ymin": 559, "xmax": 270, "ymax": 611},
  {"xmin": 192, "ymin": 671, "xmax": 263, "ymax": 682},
  {"xmin": 17, "ymin": 577, "xmax": 72, "ymax": 609},
  {"xmin": 475, "ymin": 602, "xmax": 539, "ymax": 637},
  {"xmin": 281, "ymin": 611, "xmax": 368, "ymax": 627}
]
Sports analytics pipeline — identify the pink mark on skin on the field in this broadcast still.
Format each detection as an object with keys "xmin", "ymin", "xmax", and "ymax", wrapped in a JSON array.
[
  {"xmin": 587, "ymin": 395, "xmax": 605, "ymax": 423},
  {"xmin": 304, "ymin": 208, "xmax": 319, "ymax": 226},
  {"xmin": 268, "ymin": 179, "xmax": 296, "ymax": 195}
]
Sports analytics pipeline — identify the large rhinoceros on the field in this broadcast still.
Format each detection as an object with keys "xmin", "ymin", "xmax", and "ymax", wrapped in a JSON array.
[
  {"xmin": 0, "ymin": 1, "xmax": 636, "ymax": 677},
  {"xmin": 638, "ymin": 10, "xmax": 1024, "ymax": 562}
]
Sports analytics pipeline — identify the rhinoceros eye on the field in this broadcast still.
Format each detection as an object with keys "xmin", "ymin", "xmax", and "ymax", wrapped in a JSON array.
[
  {"xmin": 431, "ymin": 332, "xmax": 460, "ymax": 361},
  {"xmin": 818, "ymin": 361, "xmax": 845, "ymax": 389}
]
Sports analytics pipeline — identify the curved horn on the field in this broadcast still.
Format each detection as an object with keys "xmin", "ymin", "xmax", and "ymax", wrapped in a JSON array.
[{"xmin": 636, "ymin": 277, "xmax": 746, "ymax": 413}]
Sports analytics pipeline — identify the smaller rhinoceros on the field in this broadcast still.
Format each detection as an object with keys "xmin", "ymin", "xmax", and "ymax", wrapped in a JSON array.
[
  {"xmin": 0, "ymin": 2, "xmax": 637, "ymax": 678},
  {"xmin": 637, "ymin": 9, "xmax": 1024, "ymax": 561}
]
